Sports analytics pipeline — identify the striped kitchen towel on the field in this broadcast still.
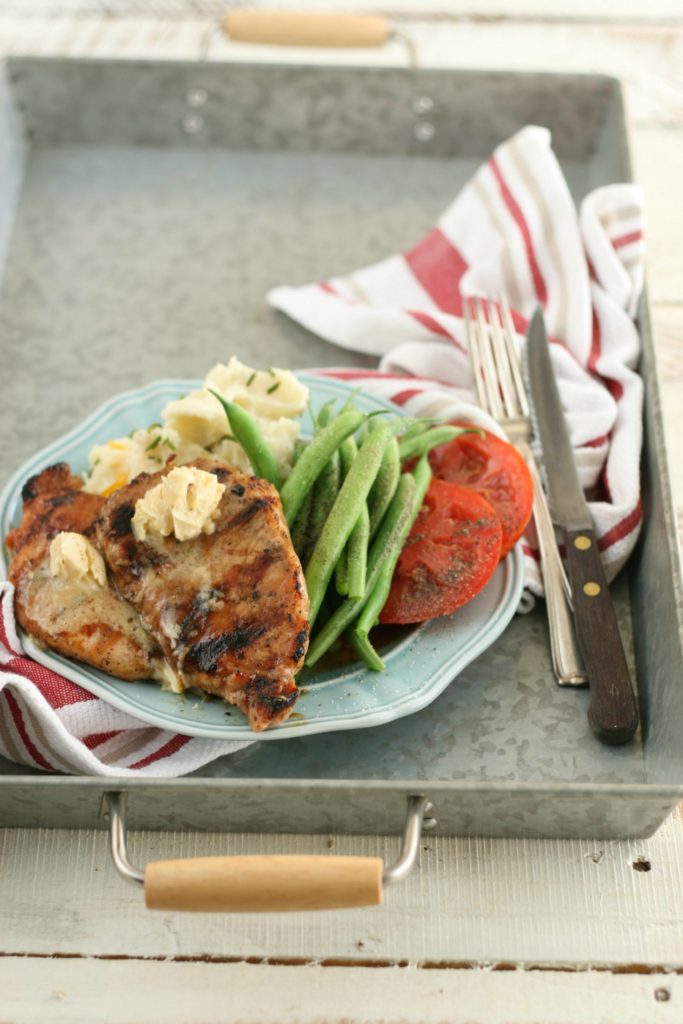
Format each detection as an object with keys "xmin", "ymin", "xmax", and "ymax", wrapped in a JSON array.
[{"xmin": 270, "ymin": 125, "xmax": 646, "ymax": 593}]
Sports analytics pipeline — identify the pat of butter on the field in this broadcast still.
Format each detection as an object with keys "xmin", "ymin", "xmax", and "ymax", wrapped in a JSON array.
[
  {"xmin": 49, "ymin": 532, "xmax": 107, "ymax": 589},
  {"xmin": 132, "ymin": 466, "xmax": 225, "ymax": 543}
]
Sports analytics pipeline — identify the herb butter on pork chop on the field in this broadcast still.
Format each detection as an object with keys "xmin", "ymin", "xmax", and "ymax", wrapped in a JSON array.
[{"xmin": 97, "ymin": 458, "xmax": 309, "ymax": 731}]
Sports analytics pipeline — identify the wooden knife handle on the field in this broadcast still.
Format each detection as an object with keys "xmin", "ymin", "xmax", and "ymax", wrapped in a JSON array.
[
  {"xmin": 145, "ymin": 855, "xmax": 384, "ymax": 912},
  {"xmin": 223, "ymin": 12, "xmax": 390, "ymax": 48},
  {"xmin": 565, "ymin": 528, "xmax": 639, "ymax": 745}
]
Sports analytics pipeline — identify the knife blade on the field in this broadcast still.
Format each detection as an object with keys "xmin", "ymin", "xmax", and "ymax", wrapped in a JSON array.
[{"xmin": 525, "ymin": 307, "xmax": 639, "ymax": 746}]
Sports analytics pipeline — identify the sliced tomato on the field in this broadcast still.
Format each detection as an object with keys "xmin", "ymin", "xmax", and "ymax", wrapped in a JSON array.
[
  {"xmin": 428, "ymin": 426, "xmax": 533, "ymax": 558},
  {"xmin": 379, "ymin": 478, "xmax": 503, "ymax": 625}
]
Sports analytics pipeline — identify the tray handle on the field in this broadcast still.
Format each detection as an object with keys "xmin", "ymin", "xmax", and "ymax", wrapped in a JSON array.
[
  {"xmin": 102, "ymin": 792, "xmax": 436, "ymax": 913},
  {"xmin": 223, "ymin": 12, "xmax": 390, "ymax": 49}
]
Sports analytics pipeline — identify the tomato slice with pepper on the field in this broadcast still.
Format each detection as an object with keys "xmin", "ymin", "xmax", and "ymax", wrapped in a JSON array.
[
  {"xmin": 428, "ymin": 426, "xmax": 533, "ymax": 558},
  {"xmin": 379, "ymin": 478, "xmax": 503, "ymax": 625}
]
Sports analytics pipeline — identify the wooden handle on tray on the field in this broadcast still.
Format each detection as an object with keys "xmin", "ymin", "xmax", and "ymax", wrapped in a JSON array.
[
  {"xmin": 144, "ymin": 854, "xmax": 384, "ymax": 912},
  {"xmin": 223, "ymin": 12, "xmax": 390, "ymax": 48}
]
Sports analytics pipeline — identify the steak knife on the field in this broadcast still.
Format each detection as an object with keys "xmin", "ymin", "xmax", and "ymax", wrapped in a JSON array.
[{"xmin": 525, "ymin": 308, "xmax": 639, "ymax": 745}]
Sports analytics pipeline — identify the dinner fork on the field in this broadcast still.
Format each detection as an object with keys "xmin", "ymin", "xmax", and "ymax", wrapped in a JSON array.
[{"xmin": 465, "ymin": 297, "xmax": 586, "ymax": 686}]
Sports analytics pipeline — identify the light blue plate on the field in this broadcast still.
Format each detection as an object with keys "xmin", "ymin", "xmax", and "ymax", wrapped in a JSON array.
[{"xmin": 0, "ymin": 375, "xmax": 524, "ymax": 740}]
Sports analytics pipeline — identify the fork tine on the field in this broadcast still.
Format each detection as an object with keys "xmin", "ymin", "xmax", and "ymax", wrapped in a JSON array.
[
  {"xmin": 500, "ymin": 297, "xmax": 530, "ymax": 419},
  {"xmin": 465, "ymin": 298, "xmax": 488, "ymax": 411},
  {"xmin": 487, "ymin": 300, "xmax": 519, "ymax": 418},
  {"xmin": 474, "ymin": 298, "xmax": 504, "ymax": 420}
]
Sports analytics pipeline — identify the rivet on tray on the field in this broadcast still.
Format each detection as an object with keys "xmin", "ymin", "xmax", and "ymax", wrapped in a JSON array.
[
  {"xmin": 414, "ymin": 122, "xmax": 435, "ymax": 143},
  {"xmin": 182, "ymin": 113, "xmax": 204, "ymax": 135},
  {"xmin": 186, "ymin": 88, "xmax": 208, "ymax": 108},
  {"xmin": 413, "ymin": 95, "xmax": 434, "ymax": 114}
]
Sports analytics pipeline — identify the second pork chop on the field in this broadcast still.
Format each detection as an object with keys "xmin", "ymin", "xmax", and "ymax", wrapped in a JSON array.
[
  {"xmin": 6, "ymin": 463, "xmax": 160, "ymax": 680},
  {"xmin": 97, "ymin": 458, "xmax": 309, "ymax": 730}
]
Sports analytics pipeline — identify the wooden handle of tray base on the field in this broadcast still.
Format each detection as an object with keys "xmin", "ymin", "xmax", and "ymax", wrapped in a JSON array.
[
  {"xmin": 144, "ymin": 855, "xmax": 384, "ymax": 912},
  {"xmin": 223, "ymin": 12, "xmax": 390, "ymax": 48},
  {"xmin": 565, "ymin": 528, "xmax": 639, "ymax": 746}
]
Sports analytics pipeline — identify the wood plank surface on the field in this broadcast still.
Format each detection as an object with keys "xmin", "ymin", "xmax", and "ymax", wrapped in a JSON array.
[
  {"xmin": 2, "ymin": 1, "xmax": 683, "ymax": 23},
  {"xmin": 1, "ymin": 957, "xmax": 682, "ymax": 1024},
  {"xmin": 2, "ymin": 813, "xmax": 683, "ymax": 965}
]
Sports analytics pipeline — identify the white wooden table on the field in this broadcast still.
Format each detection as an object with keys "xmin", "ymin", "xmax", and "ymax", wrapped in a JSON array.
[{"xmin": 2, "ymin": 3, "xmax": 683, "ymax": 1021}]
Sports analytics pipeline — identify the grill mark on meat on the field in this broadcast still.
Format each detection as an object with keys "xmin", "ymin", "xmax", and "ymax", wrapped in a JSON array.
[
  {"xmin": 229, "ymin": 496, "xmax": 274, "ymax": 528},
  {"xmin": 21, "ymin": 476, "xmax": 39, "ymax": 502},
  {"xmin": 242, "ymin": 676, "xmax": 300, "ymax": 724},
  {"xmin": 46, "ymin": 493, "xmax": 74, "ymax": 509},
  {"xmin": 110, "ymin": 503, "xmax": 134, "ymax": 537},
  {"xmin": 291, "ymin": 628, "xmax": 309, "ymax": 664},
  {"xmin": 190, "ymin": 623, "xmax": 267, "ymax": 674},
  {"xmin": 176, "ymin": 587, "xmax": 224, "ymax": 647},
  {"xmin": 21, "ymin": 463, "xmax": 72, "ymax": 503}
]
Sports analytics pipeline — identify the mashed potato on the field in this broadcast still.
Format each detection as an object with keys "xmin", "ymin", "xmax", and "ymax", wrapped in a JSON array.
[{"xmin": 84, "ymin": 359, "xmax": 308, "ymax": 496}]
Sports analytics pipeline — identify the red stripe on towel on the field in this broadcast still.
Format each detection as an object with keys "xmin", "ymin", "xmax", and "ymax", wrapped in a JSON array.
[
  {"xmin": 404, "ymin": 227, "xmax": 468, "ymax": 315},
  {"xmin": 4, "ymin": 690, "xmax": 55, "ymax": 771},
  {"xmin": 128, "ymin": 733, "xmax": 191, "ymax": 770},
  {"xmin": 598, "ymin": 499, "xmax": 643, "ymax": 552},
  {"xmin": 489, "ymin": 156, "xmax": 548, "ymax": 305},
  {"xmin": 612, "ymin": 229, "xmax": 643, "ymax": 250},
  {"xmin": 82, "ymin": 730, "xmax": 120, "ymax": 750}
]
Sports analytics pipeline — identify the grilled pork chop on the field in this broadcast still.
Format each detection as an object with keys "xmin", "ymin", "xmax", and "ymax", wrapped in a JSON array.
[
  {"xmin": 97, "ymin": 458, "xmax": 309, "ymax": 730},
  {"xmin": 6, "ymin": 464, "xmax": 160, "ymax": 679}
]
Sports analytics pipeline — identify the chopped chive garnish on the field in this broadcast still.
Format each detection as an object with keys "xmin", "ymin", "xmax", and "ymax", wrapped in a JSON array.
[
  {"xmin": 218, "ymin": 433, "xmax": 236, "ymax": 443},
  {"xmin": 145, "ymin": 436, "xmax": 162, "ymax": 452},
  {"xmin": 93, "ymin": 458, "xmax": 100, "ymax": 467},
  {"xmin": 266, "ymin": 381, "xmax": 281, "ymax": 394},
  {"xmin": 268, "ymin": 366, "xmax": 276, "ymax": 376},
  {"xmin": 148, "ymin": 422, "xmax": 161, "ymax": 429},
  {"xmin": 246, "ymin": 372, "xmax": 256, "ymax": 386},
  {"xmin": 162, "ymin": 437, "xmax": 177, "ymax": 451}
]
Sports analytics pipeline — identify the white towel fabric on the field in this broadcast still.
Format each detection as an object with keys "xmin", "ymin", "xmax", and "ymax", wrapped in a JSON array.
[{"xmin": 269, "ymin": 126, "xmax": 646, "ymax": 592}]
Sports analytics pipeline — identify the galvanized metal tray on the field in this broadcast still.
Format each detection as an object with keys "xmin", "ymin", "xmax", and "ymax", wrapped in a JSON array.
[{"xmin": 1, "ymin": 58, "xmax": 682, "ymax": 840}]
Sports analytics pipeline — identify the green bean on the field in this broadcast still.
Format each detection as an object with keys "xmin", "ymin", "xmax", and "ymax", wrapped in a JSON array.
[
  {"xmin": 315, "ymin": 399, "xmax": 337, "ymax": 430},
  {"xmin": 300, "ymin": 401, "xmax": 342, "ymax": 560},
  {"xmin": 293, "ymin": 438, "xmax": 308, "ymax": 464},
  {"xmin": 398, "ymin": 425, "xmax": 471, "ymax": 463},
  {"xmin": 335, "ymin": 555, "xmax": 349, "ymax": 596},
  {"xmin": 348, "ymin": 628, "xmax": 385, "ymax": 673},
  {"xmin": 305, "ymin": 448, "xmax": 341, "ymax": 565},
  {"xmin": 290, "ymin": 487, "xmax": 313, "ymax": 561},
  {"xmin": 305, "ymin": 423, "xmax": 391, "ymax": 627},
  {"xmin": 352, "ymin": 454, "xmax": 433, "ymax": 662},
  {"xmin": 397, "ymin": 419, "xmax": 435, "ymax": 444},
  {"xmin": 367, "ymin": 437, "xmax": 401, "ymax": 538},
  {"xmin": 346, "ymin": 503, "xmax": 370, "ymax": 599},
  {"xmin": 333, "ymin": 433, "xmax": 360, "ymax": 595},
  {"xmin": 280, "ymin": 410, "xmax": 365, "ymax": 525},
  {"xmin": 305, "ymin": 473, "xmax": 416, "ymax": 667},
  {"xmin": 209, "ymin": 390, "xmax": 282, "ymax": 489}
]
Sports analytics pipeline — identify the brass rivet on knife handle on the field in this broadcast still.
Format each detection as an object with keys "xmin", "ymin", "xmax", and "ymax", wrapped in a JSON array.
[
  {"xmin": 575, "ymin": 535, "xmax": 592, "ymax": 550},
  {"xmin": 144, "ymin": 855, "xmax": 384, "ymax": 912},
  {"xmin": 223, "ymin": 12, "xmax": 390, "ymax": 48},
  {"xmin": 565, "ymin": 527, "xmax": 639, "ymax": 746}
]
